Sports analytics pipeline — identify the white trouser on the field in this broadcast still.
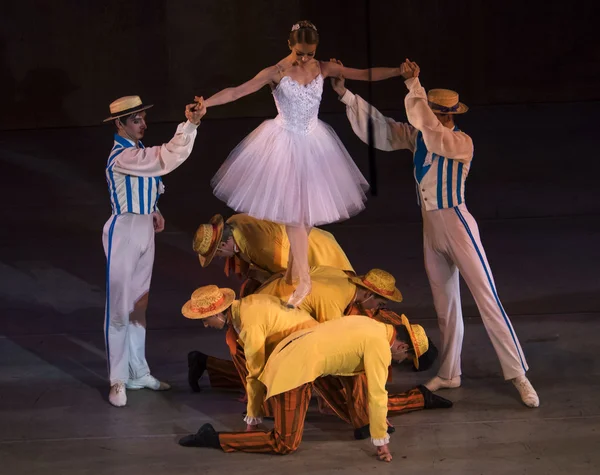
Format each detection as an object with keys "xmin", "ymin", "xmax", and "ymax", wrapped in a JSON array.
[
  {"xmin": 422, "ymin": 204, "xmax": 528, "ymax": 381},
  {"xmin": 103, "ymin": 213, "xmax": 155, "ymax": 385}
]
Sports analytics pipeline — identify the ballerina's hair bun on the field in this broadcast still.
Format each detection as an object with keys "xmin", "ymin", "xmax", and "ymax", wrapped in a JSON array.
[{"xmin": 289, "ymin": 20, "xmax": 319, "ymax": 45}]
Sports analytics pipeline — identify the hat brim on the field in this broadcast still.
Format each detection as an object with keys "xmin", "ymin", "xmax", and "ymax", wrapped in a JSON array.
[
  {"xmin": 401, "ymin": 314, "xmax": 421, "ymax": 369},
  {"xmin": 349, "ymin": 276, "xmax": 403, "ymax": 302},
  {"xmin": 414, "ymin": 337, "xmax": 437, "ymax": 372},
  {"xmin": 103, "ymin": 104, "xmax": 154, "ymax": 122},
  {"xmin": 195, "ymin": 215, "xmax": 224, "ymax": 267},
  {"xmin": 181, "ymin": 288, "xmax": 235, "ymax": 320}
]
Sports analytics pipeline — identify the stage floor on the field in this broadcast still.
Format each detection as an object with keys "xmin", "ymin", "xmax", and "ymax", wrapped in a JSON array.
[{"xmin": 1, "ymin": 106, "xmax": 599, "ymax": 473}]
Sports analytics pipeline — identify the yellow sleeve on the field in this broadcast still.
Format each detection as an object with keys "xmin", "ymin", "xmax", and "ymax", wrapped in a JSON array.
[
  {"xmin": 238, "ymin": 325, "xmax": 267, "ymax": 418},
  {"xmin": 363, "ymin": 341, "xmax": 392, "ymax": 444}
]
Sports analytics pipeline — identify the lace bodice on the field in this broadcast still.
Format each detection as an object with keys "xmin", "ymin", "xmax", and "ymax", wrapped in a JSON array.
[{"xmin": 272, "ymin": 74, "xmax": 323, "ymax": 135}]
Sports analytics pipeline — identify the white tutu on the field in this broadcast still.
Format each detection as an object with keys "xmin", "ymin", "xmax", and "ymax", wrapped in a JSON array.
[
  {"xmin": 212, "ymin": 118, "xmax": 369, "ymax": 227},
  {"xmin": 211, "ymin": 73, "xmax": 369, "ymax": 227}
]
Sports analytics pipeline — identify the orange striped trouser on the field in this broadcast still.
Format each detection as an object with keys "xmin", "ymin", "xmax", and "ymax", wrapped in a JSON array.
[
  {"xmin": 218, "ymin": 376, "xmax": 425, "ymax": 454},
  {"xmin": 314, "ymin": 374, "xmax": 425, "ymax": 428},
  {"xmin": 204, "ymin": 327, "xmax": 247, "ymax": 391},
  {"xmin": 205, "ymin": 356, "xmax": 244, "ymax": 390},
  {"xmin": 219, "ymin": 383, "xmax": 313, "ymax": 454},
  {"xmin": 206, "ymin": 326, "xmax": 274, "ymax": 416}
]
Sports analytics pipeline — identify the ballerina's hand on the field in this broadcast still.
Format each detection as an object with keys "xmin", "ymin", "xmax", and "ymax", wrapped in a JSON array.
[
  {"xmin": 400, "ymin": 59, "xmax": 420, "ymax": 80},
  {"xmin": 186, "ymin": 97, "xmax": 206, "ymax": 124}
]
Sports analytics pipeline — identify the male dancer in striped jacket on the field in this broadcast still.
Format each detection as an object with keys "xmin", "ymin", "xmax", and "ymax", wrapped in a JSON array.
[
  {"xmin": 330, "ymin": 59, "xmax": 539, "ymax": 407},
  {"xmin": 102, "ymin": 95, "xmax": 205, "ymax": 407}
]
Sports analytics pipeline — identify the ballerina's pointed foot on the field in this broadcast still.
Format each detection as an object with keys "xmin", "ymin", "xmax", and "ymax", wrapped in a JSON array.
[{"xmin": 286, "ymin": 281, "xmax": 311, "ymax": 308}]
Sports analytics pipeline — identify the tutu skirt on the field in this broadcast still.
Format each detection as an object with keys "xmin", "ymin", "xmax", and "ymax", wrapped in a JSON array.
[{"xmin": 211, "ymin": 118, "xmax": 369, "ymax": 227}]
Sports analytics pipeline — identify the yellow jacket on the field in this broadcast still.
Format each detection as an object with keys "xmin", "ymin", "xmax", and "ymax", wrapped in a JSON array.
[
  {"xmin": 256, "ymin": 266, "xmax": 356, "ymax": 322},
  {"xmin": 259, "ymin": 316, "xmax": 395, "ymax": 442},
  {"xmin": 231, "ymin": 294, "xmax": 318, "ymax": 419},
  {"xmin": 227, "ymin": 214, "xmax": 354, "ymax": 274}
]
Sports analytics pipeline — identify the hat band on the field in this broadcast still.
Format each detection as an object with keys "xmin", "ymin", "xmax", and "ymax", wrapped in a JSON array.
[
  {"xmin": 429, "ymin": 101, "xmax": 459, "ymax": 113},
  {"xmin": 189, "ymin": 294, "xmax": 226, "ymax": 314},
  {"xmin": 109, "ymin": 104, "xmax": 147, "ymax": 118},
  {"xmin": 362, "ymin": 278, "xmax": 394, "ymax": 296}
]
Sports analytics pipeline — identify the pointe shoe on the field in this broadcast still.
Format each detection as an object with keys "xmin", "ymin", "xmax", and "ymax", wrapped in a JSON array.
[
  {"xmin": 424, "ymin": 375, "xmax": 461, "ymax": 392},
  {"xmin": 109, "ymin": 382, "xmax": 127, "ymax": 407},
  {"xmin": 187, "ymin": 351, "xmax": 208, "ymax": 393},
  {"xmin": 126, "ymin": 374, "xmax": 171, "ymax": 391},
  {"xmin": 283, "ymin": 267, "xmax": 295, "ymax": 285},
  {"xmin": 286, "ymin": 281, "xmax": 311, "ymax": 308},
  {"xmin": 512, "ymin": 375, "xmax": 539, "ymax": 408}
]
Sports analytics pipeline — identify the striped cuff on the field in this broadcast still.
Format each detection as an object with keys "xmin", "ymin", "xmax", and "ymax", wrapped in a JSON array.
[
  {"xmin": 243, "ymin": 415, "xmax": 263, "ymax": 425},
  {"xmin": 371, "ymin": 435, "xmax": 390, "ymax": 447}
]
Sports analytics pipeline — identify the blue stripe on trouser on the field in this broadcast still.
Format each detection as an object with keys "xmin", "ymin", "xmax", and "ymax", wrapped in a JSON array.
[
  {"xmin": 454, "ymin": 207, "xmax": 526, "ymax": 371},
  {"xmin": 104, "ymin": 215, "xmax": 118, "ymax": 376}
]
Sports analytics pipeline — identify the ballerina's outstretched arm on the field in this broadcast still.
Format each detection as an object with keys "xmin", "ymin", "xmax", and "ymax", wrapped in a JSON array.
[
  {"xmin": 200, "ymin": 66, "xmax": 281, "ymax": 108},
  {"xmin": 320, "ymin": 60, "xmax": 401, "ymax": 82}
]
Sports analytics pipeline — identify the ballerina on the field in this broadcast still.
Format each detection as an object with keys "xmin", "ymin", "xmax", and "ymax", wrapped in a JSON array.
[{"xmin": 199, "ymin": 20, "xmax": 403, "ymax": 307}]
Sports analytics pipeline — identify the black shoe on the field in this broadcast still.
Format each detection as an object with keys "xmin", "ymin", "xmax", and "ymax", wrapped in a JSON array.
[
  {"xmin": 187, "ymin": 351, "xmax": 208, "ymax": 393},
  {"xmin": 418, "ymin": 384, "xmax": 453, "ymax": 409},
  {"xmin": 179, "ymin": 423, "xmax": 221, "ymax": 448},
  {"xmin": 353, "ymin": 424, "xmax": 395, "ymax": 440}
]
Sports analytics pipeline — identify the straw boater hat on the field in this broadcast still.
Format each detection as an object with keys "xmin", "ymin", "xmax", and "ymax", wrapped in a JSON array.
[
  {"xmin": 400, "ymin": 314, "xmax": 429, "ymax": 369},
  {"xmin": 427, "ymin": 89, "xmax": 468, "ymax": 115},
  {"xmin": 193, "ymin": 214, "xmax": 225, "ymax": 267},
  {"xmin": 103, "ymin": 95, "xmax": 154, "ymax": 122},
  {"xmin": 181, "ymin": 285, "xmax": 236, "ymax": 320},
  {"xmin": 349, "ymin": 269, "xmax": 403, "ymax": 302}
]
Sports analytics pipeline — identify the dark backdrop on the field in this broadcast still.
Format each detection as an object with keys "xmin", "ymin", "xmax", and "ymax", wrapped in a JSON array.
[{"xmin": 1, "ymin": 0, "xmax": 599, "ymax": 129}]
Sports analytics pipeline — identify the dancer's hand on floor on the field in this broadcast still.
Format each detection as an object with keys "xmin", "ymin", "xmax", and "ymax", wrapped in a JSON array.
[
  {"xmin": 152, "ymin": 211, "xmax": 165, "ymax": 233},
  {"xmin": 377, "ymin": 444, "xmax": 393, "ymax": 462}
]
